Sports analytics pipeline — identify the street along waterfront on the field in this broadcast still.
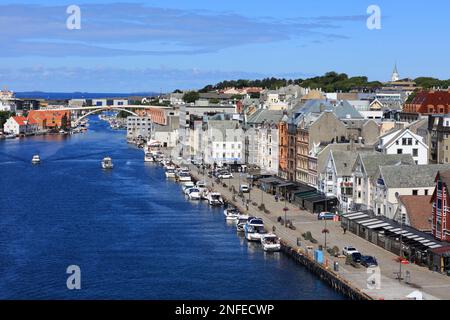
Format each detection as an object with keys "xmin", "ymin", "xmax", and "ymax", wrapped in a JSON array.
[{"xmin": 0, "ymin": 117, "xmax": 343, "ymax": 299}]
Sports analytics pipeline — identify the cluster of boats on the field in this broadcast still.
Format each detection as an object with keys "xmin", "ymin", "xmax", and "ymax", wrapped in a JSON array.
[{"xmin": 224, "ymin": 206, "xmax": 281, "ymax": 252}]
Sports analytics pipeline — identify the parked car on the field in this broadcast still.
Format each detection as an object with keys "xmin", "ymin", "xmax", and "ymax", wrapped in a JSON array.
[
  {"xmin": 240, "ymin": 184, "xmax": 250, "ymax": 193},
  {"xmin": 360, "ymin": 255, "xmax": 378, "ymax": 268},
  {"xmin": 350, "ymin": 252, "xmax": 362, "ymax": 266},
  {"xmin": 217, "ymin": 171, "xmax": 233, "ymax": 179},
  {"xmin": 343, "ymin": 246, "xmax": 359, "ymax": 256},
  {"xmin": 317, "ymin": 212, "xmax": 336, "ymax": 220}
]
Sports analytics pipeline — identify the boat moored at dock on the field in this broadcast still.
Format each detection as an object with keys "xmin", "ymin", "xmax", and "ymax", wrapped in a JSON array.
[
  {"xmin": 236, "ymin": 215, "xmax": 250, "ymax": 232},
  {"xmin": 244, "ymin": 217, "xmax": 266, "ymax": 241},
  {"xmin": 186, "ymin": 187, "xmax": 201, "ymax": 200},
  {"xmin": 206, "ymin": 192, "xmax": 224, "ymax": 206},
  {"xmin": 223, "ymin": 206, "xmax": 240, "ymax": 221},
  {"xmin": 261, "ymin": 234, "xmax": 281, "ymax": 252}
]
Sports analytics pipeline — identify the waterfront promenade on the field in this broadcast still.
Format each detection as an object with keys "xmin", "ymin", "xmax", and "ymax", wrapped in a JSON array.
[{"xmin": 185, "ymin": 164, "xmax": 450, "ymax": 300}]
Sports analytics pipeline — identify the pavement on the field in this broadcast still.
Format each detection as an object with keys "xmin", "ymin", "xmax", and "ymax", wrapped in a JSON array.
[{"xmin": 182, "ymin": 164, "xmax": 450, "ymax": 300}]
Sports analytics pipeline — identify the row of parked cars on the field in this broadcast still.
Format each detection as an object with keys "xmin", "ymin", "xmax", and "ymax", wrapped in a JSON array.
[{"xmin": 343, "ymin": 246, "xmax": 378, "ymax": 268}]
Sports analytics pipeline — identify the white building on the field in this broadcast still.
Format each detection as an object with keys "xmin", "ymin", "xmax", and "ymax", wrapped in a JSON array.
[
  {"xmin": 351, "ymin": 153, "xmax": 415, "ymax": 211},
  {"xmin": 378, "ymin": 128, "xmax": 429, "ymax": 165},
  {"xmin": 372, "ymin": 164, "xmax": 450, "ymax": 219},
  {"xmin": 3, "ymin": 116, "xmax": 38, "ymax": 135},
  {"xmin": 203, "ymin": 120, "xmax": 244, "ymax": 165},
  {"xmin": 126, "ymin": 116, "xmax": 152, "ymax": 140}
]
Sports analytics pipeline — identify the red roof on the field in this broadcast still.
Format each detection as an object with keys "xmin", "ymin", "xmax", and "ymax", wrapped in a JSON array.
[
  {"xmin": 12, "ymin": 116, "xmax": 27, "ymax": 126},
  {"xmin": 399, "ymin": 195, "xmax": 433, "ymax": 232},
  {"xmin": 410, "ymin": 90, "xmax": 450, "ymax": 107}
]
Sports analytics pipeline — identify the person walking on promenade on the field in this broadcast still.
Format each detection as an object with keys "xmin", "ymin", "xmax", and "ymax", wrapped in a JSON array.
[{"xmin": 343, "ymin": 226, "xmax": 347, "ymax": 235}]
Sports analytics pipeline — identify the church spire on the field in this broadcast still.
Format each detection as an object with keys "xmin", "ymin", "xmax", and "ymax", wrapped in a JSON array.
[{"xmin": 391, "ymin": 63, "xmax": 399, "ymax": 82}]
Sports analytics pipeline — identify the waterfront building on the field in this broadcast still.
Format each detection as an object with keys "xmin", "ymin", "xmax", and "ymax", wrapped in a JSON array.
[
  {"xmin": 319, "ymin": 146, "xmax": 376, "ymax": 213},
  {"xmin": 153, "ymin": 115, "xmax": 179, "ymax": 148},
  {"xmin": 126, "ymin": 116, "xmax": 152, "ymax": 140},
  {"xmin": 378, "ymin": 128, "xmax": 429, "ymax": 165},
  {"xmin": 202, "ymin": 120, "xmax": 244, "ymax": 165},
  {"xmin": 27, "ymin": 110, "xmax": 71, "ymax": 130},
  {"xmin": 351, "ymin": 153, "xmax": 415, "ymax": 211},
  {"xmin": 3, "ymin": 116, "xmax": 38, "ymax": 135},
  {"xmin": 373, "ymin": 164, "xmax": 450, "ymax": 219},
  {"xmin": 245, "ymin": 109, "xmax": 285, "ymax": 175},
  {"xmin": 0, "ymin": 86, "xmax": 16, "ymax": 112}
]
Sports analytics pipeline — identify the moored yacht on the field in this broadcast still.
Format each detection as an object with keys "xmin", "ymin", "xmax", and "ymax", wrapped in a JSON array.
[
  {"xmin": 187, "ymin": 187, "xmax": 201, "ymax": 200},
  {"xmin": 236, "ymin": 215, "xmax": 251, "ymax": 232},
  {"xmin": 165, "ymin": 168, "xmax": 176, "ymax": 178},
  {"xmin": 261, "ymin": 234, "xmax": 281, "ymax": 252},
  {"xmin": 207, "ymin": 192, "xmax": 224, "ymax": 206},
  {"xmin": 223, "ymin": 206, "xmax": 240, "ymax": 221},
  {"xmin": 144, "ymin": 152, "xmax": 154, "ymax": 162},
  {"xmin": 101, "ymin": 157, "xmax": 114, "ymax": 169},
  {"xmin": 244, "ymin": 217, "xmax": 266, "ymax": 241}
]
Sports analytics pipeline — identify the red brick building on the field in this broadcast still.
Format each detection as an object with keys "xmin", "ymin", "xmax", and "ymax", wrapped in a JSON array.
[
  {"xmin": 404, "ymin": 90, "xmax": 450, "ymax": 114},
  {"xmin": 431, "ymin": 170, "xmax": 450, "ymax": 241}
]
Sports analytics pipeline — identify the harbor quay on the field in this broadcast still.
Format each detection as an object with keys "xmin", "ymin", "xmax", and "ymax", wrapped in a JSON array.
[{"xmin": 177, "ymin": 160, "xmax": 450, "ymax": 300}]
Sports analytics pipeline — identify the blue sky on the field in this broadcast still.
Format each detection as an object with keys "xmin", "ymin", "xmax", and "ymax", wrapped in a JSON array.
[{"xmin": 0, "ymin": 0, "xmax": 449, "ymax": 92}]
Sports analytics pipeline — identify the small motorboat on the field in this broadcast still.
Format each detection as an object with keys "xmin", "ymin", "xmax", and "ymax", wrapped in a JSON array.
[
  {"xmin": 244, "ymin": 217, "xmax": 266, "ymax": 241},
  {"xmin": 182, "ymin": 182, "xmax": 195, "ymax": 194},
  {"xmin": 223, "ymin": 207, "xmax": 240, "ymax": 221},
  {"xmin": 102, "ymin": 157, "xmax": 114, "ymax": 169},
  {"xmin": 187, "ymin": 188, "xmax": 201, "ymax": 200},
  {"xmin": 207, "ymin": 192, "xmax": 224, "ymax": 206},
  {"xmin": 177, "ymin": 171, "xmax": 191, "ymax": 182},
  {"xmin": 144, "ymin": 152, "xmax": 154, "ymax": 162},
  {"xmin": 236, "ymin": 215, "xmax": 250, "ymax": 232},
  {"xmin": 261, "ymin": 233, "xmax": 281, "ymax": 252},
  {"xmin": 165, "ymin": 168, "xmax": 176, "ymax": 178},
  {"xmin": 31, "ymin": 155, "xmax": 41, "ymax": 164},
  {"xmin": 5, "ymin": 132, "xmax": 16, "ymax": 139}
]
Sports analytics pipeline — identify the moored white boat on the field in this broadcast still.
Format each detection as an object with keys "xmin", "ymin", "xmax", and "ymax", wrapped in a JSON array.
[
  {"xmin": 187, "ymin": 188, "xmax": 201, "ymax": 200},
  {"xmin": 261, "ymin": 233, "xmax": 281, "ymax": 252},
  {"xmin": 165, "ymin": 168, "xmax": 176, "ymax": 178},
  {"xmin": 223, "ymin": 206, "xmax": 240, "ymax": 221},
  {"xmin": 244, "ymin": 217, "xmax": 266, "ymax": 241},
  {"xmin": 236, "ymin": 214, "xmax": 250, "ymax": 232},
  {"xmin": 144, "ymin": 152, "xmax": 154, "ymax": 162},
  {"xmin": 207, "ymin": 192, "xmax": 224, "ymax": 206}
]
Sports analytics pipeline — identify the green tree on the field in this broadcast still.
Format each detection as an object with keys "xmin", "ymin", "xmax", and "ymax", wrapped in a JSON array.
[{"xmin": 183, "ymin": 91, "xmax": 200, "ymax": 103}]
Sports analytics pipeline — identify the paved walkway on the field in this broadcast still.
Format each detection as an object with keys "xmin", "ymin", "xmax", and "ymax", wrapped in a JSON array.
[{"xmin": 183, "ymin": 164, "xmax": 450, "ymax": 300}]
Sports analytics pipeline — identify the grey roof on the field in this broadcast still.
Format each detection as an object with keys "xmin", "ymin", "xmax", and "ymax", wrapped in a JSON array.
[
  {"xmin": 318, "ymin": 143, "xmax": 376, "ymax": 174},
  {"xmin": 247, "ymin": 109, "xmax": 285, "ymax": 124},
  {"xmin": 296, "ymin": 99, "xmax": 363, "ymax": 120},
  {"xmin": 380, "ymin": 164, "xmax": 450, "ymax": 188},
  {"xmin": 358, "ymin": 154, "xmax": 415, "ymax": 178}
]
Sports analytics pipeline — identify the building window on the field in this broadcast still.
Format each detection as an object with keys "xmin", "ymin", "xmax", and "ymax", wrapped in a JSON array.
[
  {"xmin": 425, "ymin": 189, "xmax": 429, "ymax": 195},
  {"xmin": 412, "ymin": 190, "xmax": 418, "ymax": 196},
  {"xmin": 413, "ymin": 149, "xmax": 418, "ymax": 157},
  {"xmin": 397, "ymin": 149, "xmax": 403, "ymax": 154}
]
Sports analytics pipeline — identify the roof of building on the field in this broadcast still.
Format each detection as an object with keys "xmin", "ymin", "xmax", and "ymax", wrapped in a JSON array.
[
  {"xmin": 246, "ymin": 109, "xmax": 285, "ymax": 124},
  {"xmin": 399, "ymin": 195, "xmax": 432, "ymax": 232},
  {"xmin": 380, "ymin": 164, "xmax": 450, "ymax": 188},
  {"xmin": 295, "ymin": 99, "xmax": 363, "ymax": 121},
  {"xmin": 408, "ymin": 90, "xmax": 450, "ymax": 107},
  {"xmin": 318, "ymin": 143, "xmax": 376, "ymax": 174},
  {"xmin": 357, "ymin": 153, "xmax": 415, "ymax": 178}
]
